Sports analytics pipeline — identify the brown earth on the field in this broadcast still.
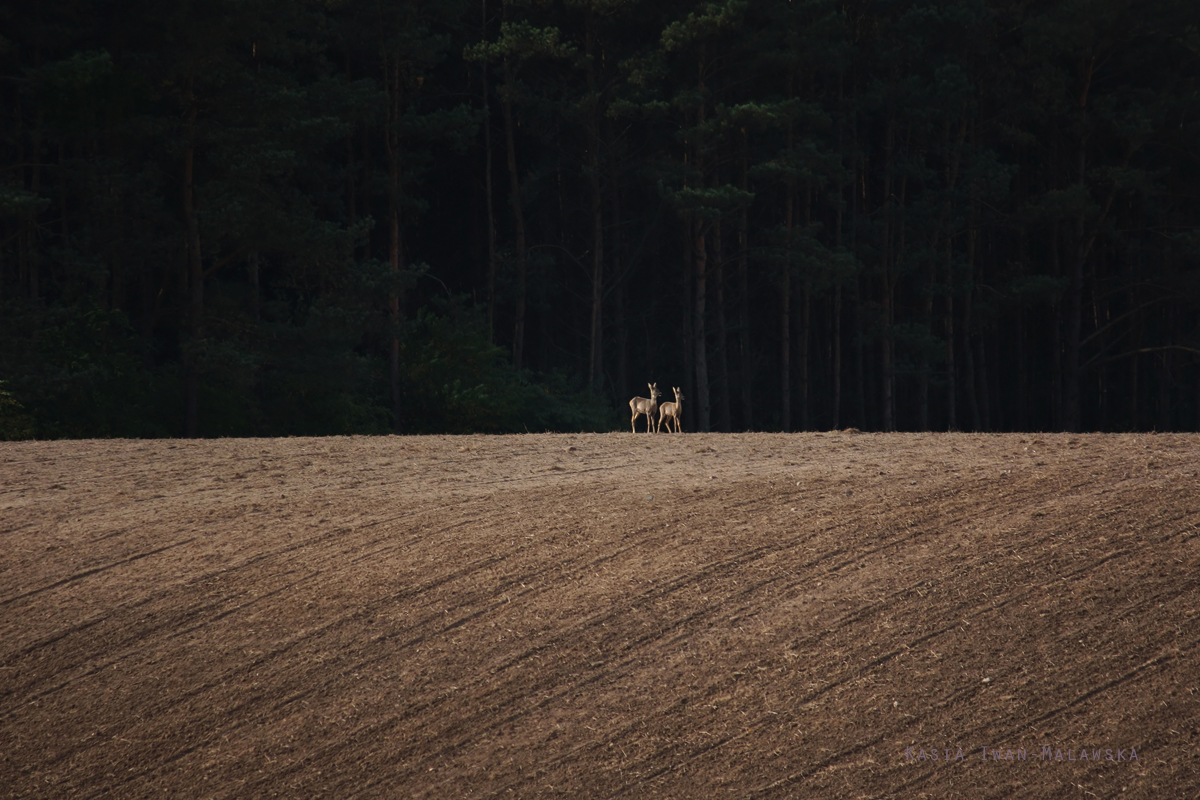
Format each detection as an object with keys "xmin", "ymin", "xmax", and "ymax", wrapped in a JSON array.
[{"xmin": 1, "ymin": 432, "xmax": 1199, "ymax": 799}]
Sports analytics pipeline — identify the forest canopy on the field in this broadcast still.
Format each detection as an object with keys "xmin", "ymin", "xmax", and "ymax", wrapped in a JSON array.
[{"xmin": 2, "ymin": 0, "xmax": 1199, "ymax": 437}]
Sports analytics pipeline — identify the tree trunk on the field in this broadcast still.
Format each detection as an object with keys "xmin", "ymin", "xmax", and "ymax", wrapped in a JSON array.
[
  {"xmin": 388, "ymin": 207, "xmax": 404, "ymax": 433},
  {"xmin": 385, "ymin": 55, "xmax": 405, "ymax": 433},
  {"xmin": 945, "ymin": 237, "xmax": 956, "ymax": 431},
  {"xmin": 1065, "ymin": 59, "xmax": 1100, "ymax": 432},
  {"xmin": 799, "ymin": 187, "xmax": 811, "ymax": 431},
  {"xmin": 7, "ymin": 87, "xmax": 18, "ymax": 305},
  {"xmin": 832, "ymin": 284, "xmax": 842, "ymax": 430},
  {"xmin": 1130, "ymin": 302, "xmax": 1142, "ymax": 429},
  {"xmin": 714, "ymin": 217, "xmax": 731, "ymax": 431},
  {"xmin": 249, "ymin": 252, "xmax": 260, "ymax": 322},
  {"xmin": 1158, "ymin": 340, "xmax": 1172, "ymax": 431},
  {"xmin": 974, "ymin": 218, "xmax": 990, "ymax": 431},
  {"xmin": 501, "ymin": 58, "xmax": 528, "ymax": 370},
  {"xmin": 1064, "ymin": 128, "xmax": 1088, "ymax": 432},
  {"xmin": 28, "ymin": 98, "xmax": 43, "ymax": 302},
  {"xmin": 345, "ymin": 55, "xmax": 357, "ymax": 262},
  {"xmin": 694, "ymin": 219, "xmax": 710, "ymax": 431},
  {"xmin": 1194, "ymin": 362, "xmax": 1200, "ymax": 432},
  {"xmin": 361, "ymin": 125, "xmax": 372, "ymax": 262},
  {"xmin": 608, "ymin": 123, "xmax": 627, "ymax": 399},
  {"xmin": 738, "ymin": 127, "xmax": 754, "ymax": 431},
  {"xmin": 919, "ymin": 288, "xmax": 931, "ymax": 430},
  {"xmin": 682, "ymin": 220, "xmax": 694, "ymax": 408},
  {"xmin": 585, "ymin": 15, "xmax": 604, "ymax": 391},
  {"xmin": 58, "ymin": 141, "xmax": 69, "ymax": 242},
  {"xmin": 800, "ymin": 284, "xmax": 810, "ymax": 430},
  {"xmin": 588, "ymin": 188, "xmax": 604, "ymax": 390},
  {"xmin": 781, "ymin": 184, "xmax": 792, "ymax": 433},
  {"xmin": 851, "ymin": 126, "xmax": 866, "ymax": 428},
  {"xmin": 182, "ymin": 86, "xmax": 203, "ymax": 438},
  {"xmin": 482, "ymin": 0, "xmax": 498, "ymax": 343},
  {"xmin": 928, "ymin": 119, "xmax": 967, "ymax": 431},
  {"xmin": 964, "ymin": 225, "xmax": 980, "ymax": 432},
  {"xmin": 855, "ymin": 278, "xmax": 867, "ymax": 428},
  {"xmin": 880, "ymin": 143, "xmax": 894, "ymax": 430},
  {"xmin": 832, "ymin": 71, "xmax": 845, "ymax": 430},
  {"xmin": 1015, "ymin": 224, "xmax": 1029, "ymax": 429}
]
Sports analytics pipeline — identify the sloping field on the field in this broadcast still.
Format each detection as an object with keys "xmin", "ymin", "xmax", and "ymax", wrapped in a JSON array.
[{"xmin": 2, "ymin": 432, "xmax": 1198, "ymax": 798}]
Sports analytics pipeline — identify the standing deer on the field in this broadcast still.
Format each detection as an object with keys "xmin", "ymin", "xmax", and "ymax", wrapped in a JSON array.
[
  {"xmin": 629, "ymin": 383, "xmax": 661, "ymax": 433},
  {"xmin": 657, "ymin": 386, "xmax": 684, "ymax": 433}
]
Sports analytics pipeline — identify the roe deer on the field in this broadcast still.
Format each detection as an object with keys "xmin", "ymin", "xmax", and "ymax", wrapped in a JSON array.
[
  {"xmin": 629, "ymin": 383, "xmax": 661, "ymax": 433},
  {"xmin": 657, "ymin": 386, "xmax": 684, "ymax": 433}
]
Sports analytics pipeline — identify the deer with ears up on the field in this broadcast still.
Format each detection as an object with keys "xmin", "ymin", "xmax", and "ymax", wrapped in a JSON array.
[
  {"xmin": 657, "ymin": 386, "xmax": 683, "ymax": 433},
  {"xmin": 629, "ymin": 383, "xmax": 661, "ymax": 433}
]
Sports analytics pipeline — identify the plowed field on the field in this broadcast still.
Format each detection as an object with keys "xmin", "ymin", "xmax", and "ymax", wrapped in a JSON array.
[{"xmin": 2, "ymin": 432, "xmax": 1199, "ymax": 798}]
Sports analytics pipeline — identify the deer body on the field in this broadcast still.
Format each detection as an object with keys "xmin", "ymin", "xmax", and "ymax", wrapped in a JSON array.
[
  {"xmin": 629, "ymin": 383, "xmax": 661, "ymax": 433},
  {"xmin": 657, "ymin": 387, "xmax": 683, "ymax": 433}
]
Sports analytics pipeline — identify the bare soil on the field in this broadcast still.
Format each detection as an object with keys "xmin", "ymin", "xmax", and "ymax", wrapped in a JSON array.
[{"xmin": 2, "ymin": 432, "xmax": 1199, "ymax": 798}]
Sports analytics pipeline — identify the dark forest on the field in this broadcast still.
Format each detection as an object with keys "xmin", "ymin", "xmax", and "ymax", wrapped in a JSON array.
[{"xmin": 2, "ymin": 0, "xmax": 1199, "ymax": 437}]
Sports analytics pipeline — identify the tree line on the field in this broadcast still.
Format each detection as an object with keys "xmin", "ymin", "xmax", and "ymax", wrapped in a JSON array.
[{"xmin": 2, "ymin": 0, "xmax": 1199, "ymax": 438}]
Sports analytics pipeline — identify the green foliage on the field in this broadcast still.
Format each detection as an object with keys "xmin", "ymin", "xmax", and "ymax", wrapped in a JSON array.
[
  {"xmin": 661, "ymin": 1, "xmax": 747, "ymax": 51},
  {"xmin": 464, "ymin": 21, "xmax": 577, "ymax": 64},
  {"xmin": 401, "ymin": 309, "xmax": 618, "ymax": 434},
  {"xmin": 1008, "ymin": 274, "xmax": 1070, "ymax": 305},
  {"xmin": 0, "ymin": 293, "xmax": 619, "ymax": 437},
  {"xmin": 0, "ymin": 381, "xmax": 36, "ymax": 440},
  {"xmin": 0, "ymin": 303, "xmax": 176, "ymax": 438},
  {"xmin": 670, "ymin": 185, "xmax": 754, "ymax": 219},
  {"xmin": 1, "ymin": 0, "xmax": 1198, "ymax": 438},
  {"xmin": 0, "ymin": 186, "xmax": 51, "ymax": 219}
]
